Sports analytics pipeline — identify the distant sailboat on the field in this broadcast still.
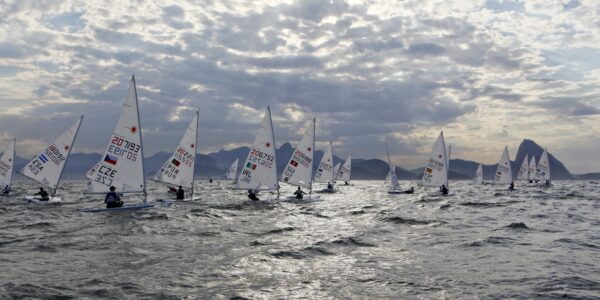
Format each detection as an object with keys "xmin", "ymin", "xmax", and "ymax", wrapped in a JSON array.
[
  {"xmin": 224, "ymin": 158, "xmax": 239, "ymax": 182},
  {"xmin": 473, "ymin": 164, "xmax": 483, "ymax": 185},
  {"xmin": 154, "ymin": 110, "xmax": 201, "ymax": 201},
  {"xmin": 0, "ymin": 138, "xmax": 15, "ymax": 194},
  {"xmin": 236, "ymin": 106, "xmax": 279, "ymax": 200},
  {"xmin": 517, "ymin": 154, "xmax": 529, "ymax": 181},
  {"xmin": 314, "ymin": 141, "xmax": 336, "ymax": 193},
  {"xmin": 21, "ymin": 116, "xmax": 83, "ymax": 203},
  {"xmin": 528, "ymin": 156, "xmax": 537, "ymax": 183},
  {"xmin": 421, "ymin": 132, "xmax": 449, "ymax": 194},
  {"xmin": 386, "ymin": 141, "xmax": 414, "ymax": 194},
  {"xmin": 83, "ymin": 75, "xmax": 168, "ymax": 212},
  {"xmin": 494, "ymin": 146, "xmax": 513, "ymax": 186},
  {"xmin": 536, "ymin": 148, "xmax": 551, "ymax": 186},
  {"xmin": 281, "ymin": 118, "xmax": 319, "ymax": 200},
  {"xmin": 336, "ymin": 155, "xmax": 351, "ymax": 185}
]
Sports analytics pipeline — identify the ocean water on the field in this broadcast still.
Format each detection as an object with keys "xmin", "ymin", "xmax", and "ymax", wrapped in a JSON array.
[{"xmin": 0, "ymin": 180, "xmax": 599, "ymax": 299}]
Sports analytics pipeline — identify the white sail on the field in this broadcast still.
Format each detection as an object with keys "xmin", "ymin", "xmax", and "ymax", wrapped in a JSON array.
[
  {"xmin": 517, "ymin": 154, "xmax": 529, "ymax": 180},
  {"xmin": 528, "ymin": 156, "xmax": 537, "ymax": 181},
  {"xmin": 281, "ymin": 118, "xmax": 315, "ymax": 188},
  {"xmin": 22, "ymin": 116, "xmax": 83, "ymax": 190},
  {"xmin": 236, "ymin": 106, "xmax": 278, "ymax": 191},
  {"xmin": 421, "ymin": 132, "xmax": 448, "ymax": 187},
  {"xmin": 314, "ymin": 141, "xmax": 334, "ymax": 183},
  {"xmin": 385, "ymin": 141, "xmax": 400, "ymax": 190},
  {"xmin": 332, "ymin": 163, "xmax": 340, "ymax": 180},
  {"xmin": 224, "ymin": 158, "xmax": 239, "ymax": 180},
  {"xmin": 494, "ymin": 146, "xmax": 512, "ymax": 184},
  {"xmin": 473, "ymin": 164, "xmax": 483, "ymax": 185},
  {"xmin": 86, "ymin": 76, "xmax": 145, "ymax": 193},
  {"xmin": 0, "ymin": 138, "xmax": 15, "ymax": 188},
  {"xmin": 536, "ymin": 148, "xmax": 551, "ymax": 181},
  {"xmin": 154, "ymin": 110, "xmax": 198, "ymax": 189},
  {"xmin": 336, "ymin": 155, "xmax": 351, "ymax": 182}
]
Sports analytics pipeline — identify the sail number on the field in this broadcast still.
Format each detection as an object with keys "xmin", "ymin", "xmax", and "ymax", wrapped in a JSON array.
[
  {"xmin": 109, "ymin": 136, "xmax": 140, "ymax": 161},
  {"xmin": 94, "ymin": 165, "xmax": 116, "ymax": 186},
  {"xmin": 27, "ymin": 160, "xmax": 44, "ymax": 175},
  {"xmin": 45, "ymin": 144, "xmax": 66, "ymax": 165},
  {"xmin": 174, "ymin": 147, "xmax": 194, "ymax": 167},
  {"xmin": 249, "ymin": 149, "xmax": 274, "ymax": 168}
]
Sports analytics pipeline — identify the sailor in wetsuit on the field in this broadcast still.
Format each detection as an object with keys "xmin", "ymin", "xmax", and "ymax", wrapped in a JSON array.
[
  {"xmin": 176, "ymin": 186, "xmax": 185, "ymax": 200},
  {"xmin": 404, "ymin": 187, "xmax": 415, "ymax": 194},
  {"xmin": 327, "ymin": 182, "xmax": 334, "ymax": 190},
  {"xmin": 293, "ymin": 187, "xmax": 306, "ymax": 199},
  {"xmin": 248, "ymin": 189, "xmax": 259, "ymax": 201},
  {"xmin": 34, "ymin": 187, "xmax": 50, "ymax": 201},
  {"xmin": 440, "ymin": 184, "xmax": 448, "ymax": 195},
  {"xmin": 105, "ymin": 186, "xmax": 124, "ymax": 208},
  {"xmin": 509, "ymin": 181, "xmax": 515, "ymax": 191},
  {"xmin": 2, "ymin": 185, "xmax": 10, "ymax": 194}
]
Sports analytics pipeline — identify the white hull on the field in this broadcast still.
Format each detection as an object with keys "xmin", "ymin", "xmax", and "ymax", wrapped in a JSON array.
[{"xmin": 24, "ymin": 196, "xmax": 62, "ymax": 204}]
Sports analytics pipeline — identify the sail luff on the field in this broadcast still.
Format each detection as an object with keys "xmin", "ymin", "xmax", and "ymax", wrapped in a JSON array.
[{"xmin": 53, "ymin": 115, "xmax": 83, "ymax": 196}]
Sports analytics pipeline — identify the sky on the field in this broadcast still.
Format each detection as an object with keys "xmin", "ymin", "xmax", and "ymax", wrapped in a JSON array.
[{"xmin": 1, "ymin": 0, "xmax": 600, "ymax": 173}]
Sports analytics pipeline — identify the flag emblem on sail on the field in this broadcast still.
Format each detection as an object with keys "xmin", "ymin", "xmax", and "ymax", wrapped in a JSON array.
[
  {"xmin": 39, "ymin": 154, "xmax": 48, "ymax": 164},
  {"xmin": 171, "ymin": 159, "xmax": 181, "ymax": 166},
  {"xmin": 290, "ymin": 160, "xmax": 298, "ymax": 167},
  {"xmin": 426, "ymin": 167, "xmax": 433, "ymax": 173},
  {"xmin": 246, "ymin": 162, "xmax": 257, "ymax": 170},
  {"xmin": 104, "ymin": 154, "xmax": 118, "ymax": 165}
]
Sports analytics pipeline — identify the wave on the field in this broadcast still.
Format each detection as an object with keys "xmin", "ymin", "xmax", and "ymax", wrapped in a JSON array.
[
  {"xmin": 553, "ymin": 238, "xmax": 599, "ymax": 249},
  {"xmin": 380, "ymin": 216, "xmax": 444, "ymax": 226},
  {"xmin": 503, "ymin": 222, "xmax": 530, "ymax": 230},
  {"xmin": 257, "ymin": 226, "xmax": 296, "ymax": 236},
  {"xmin": 463, "ymin": 236, "xmax": 516, "ymax": 247}
]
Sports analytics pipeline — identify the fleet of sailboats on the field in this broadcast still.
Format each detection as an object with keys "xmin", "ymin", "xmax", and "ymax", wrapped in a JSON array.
[{"xmin": 0, "ymin": 75, "xmax": 560, "ymax": 209}]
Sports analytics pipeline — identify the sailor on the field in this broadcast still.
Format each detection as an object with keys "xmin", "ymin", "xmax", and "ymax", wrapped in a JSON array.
[
  {"xmin": 176, "ymin": 185, "xmax": 185, "ymax": 200},
  {"xmin": 509, "ymin": 181, "xmax": 515, "ymax": 191},
  {"xmin": 2, "ymin": 185, "xmax": 9, "ymax": 194},
  {"xmin": 209, "ymin": 178, "xmax": 213, "ymax": 183},
  {"xmin": 34, "ymin": 187, "xmax": 50, "ymax": 201},
  {"xmin": 247, "ymin": 189, "xmax": 259, "ymax": 201},
  {"xmin": 344, "ymin": 181, "xmax": 349, "ymax": 185},
  {"xmin": 327, "ymin": 182, "xmax": 334, "ymax": 190},
  {"xmin": 440, "ymin": 184, "xmax": 448, "ymax": 195},
  {"xmin": 105, "ymin": 186, "xmax": 124, "ymax": 208},
  {"xmin": 545, "ymin": 179, "xmax": 551, "ymax": 186},
  {"xmin": 404, "ymin": 187, "xmax": 415, "ymax": 194},
  {"xmin": 293, "ymin": 186, "xmax": 306, "ymax": 200}
]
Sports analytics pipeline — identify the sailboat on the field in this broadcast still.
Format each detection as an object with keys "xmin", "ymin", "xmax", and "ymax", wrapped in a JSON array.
[
  {"xmin": 386, "ymin": 141, "xmax": 414, "ymax": 194},
  {"xmin": 224, "ymin": 158, "xmax": 239, "ymax": 182},
  {"xmin": 528, "ymin": 156, "xmax": 537, "ymax": 183},
  {"xmin": 154, "ymin": 110, "xmax": 201, "ymax": 201},
  {"xmin": 82, "ymin": 75, "xmax": 168, "ymax": 212},
  {"xmin": 21, "ymin": 116, "xmax": 83, "ymax": 203},
  {"xmin": 421, "ymin": 132, "xmax": 449, "ymax": 194},
  {"xmin": 235, "ymin": 106, "xmax": 279, "ymax": 200},
  {"xmin": 494, "ymin": 146, "xmax": 513, "ymax": 188},
  {"xmin": 314, "ymin": 141, "xmax": 336, "ymax": 193},
  {"xmin": 535, "ymin": 148, "xmax": 551, "ymax": 186},
  {"xmin": 0, "ymin": 138, "xmax": 15, "ymax": 195},
  {"xmin": 281, "ymin": 118, "xmax": 320, "ymax": 200},
  {"xmin": 336, "ymin": 155, "xmax": 352, "ymax": 185},
  {"xmin": 517, "ymin": 154, "xmax": 529, "ymax": 181},
  {"xmin": 473, "ymin": 164, "xmax": 483, "ymax": 185}
]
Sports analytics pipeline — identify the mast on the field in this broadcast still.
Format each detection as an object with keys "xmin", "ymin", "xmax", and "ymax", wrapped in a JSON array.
[
  {"xmin": 330, "ymin": 141, "xmax": 334, "ymax": 186},
  {"xmin": 447, "ymin": 144, "xmax": 451, "ymax": 190},
  {"xmin": 309, "ymin": 118, "xmax": 315, "ymax": 198},
  {"xmin": 267, "ymin": 106, "xmax": 279, "ymax": 199},
  {"xmin": 191, "ymin": 109, "xmax": 199, "ymax": 200},
  {"xmin": 132, "ymin": 75, "xmax": 147, "ymax": 203},
  {"xmin": 52, "ymin": 115, "xmax": 83, "ymax": 198}
]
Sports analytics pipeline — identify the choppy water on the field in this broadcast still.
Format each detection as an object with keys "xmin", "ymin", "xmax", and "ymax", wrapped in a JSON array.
[{"xmin": 0, "ymin": 180, "xmax": 599, "ymax": 299}]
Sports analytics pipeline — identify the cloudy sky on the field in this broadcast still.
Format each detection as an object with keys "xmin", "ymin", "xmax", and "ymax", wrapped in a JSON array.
[{"xmin": 1, "ymin": 0, "xmax": 600, "ymax": 172}]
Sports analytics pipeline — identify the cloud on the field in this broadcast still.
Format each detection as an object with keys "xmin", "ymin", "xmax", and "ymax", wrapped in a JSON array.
[{"xmin": 1, "ymin": 0, "xmax": 600, "ymax": 173}]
